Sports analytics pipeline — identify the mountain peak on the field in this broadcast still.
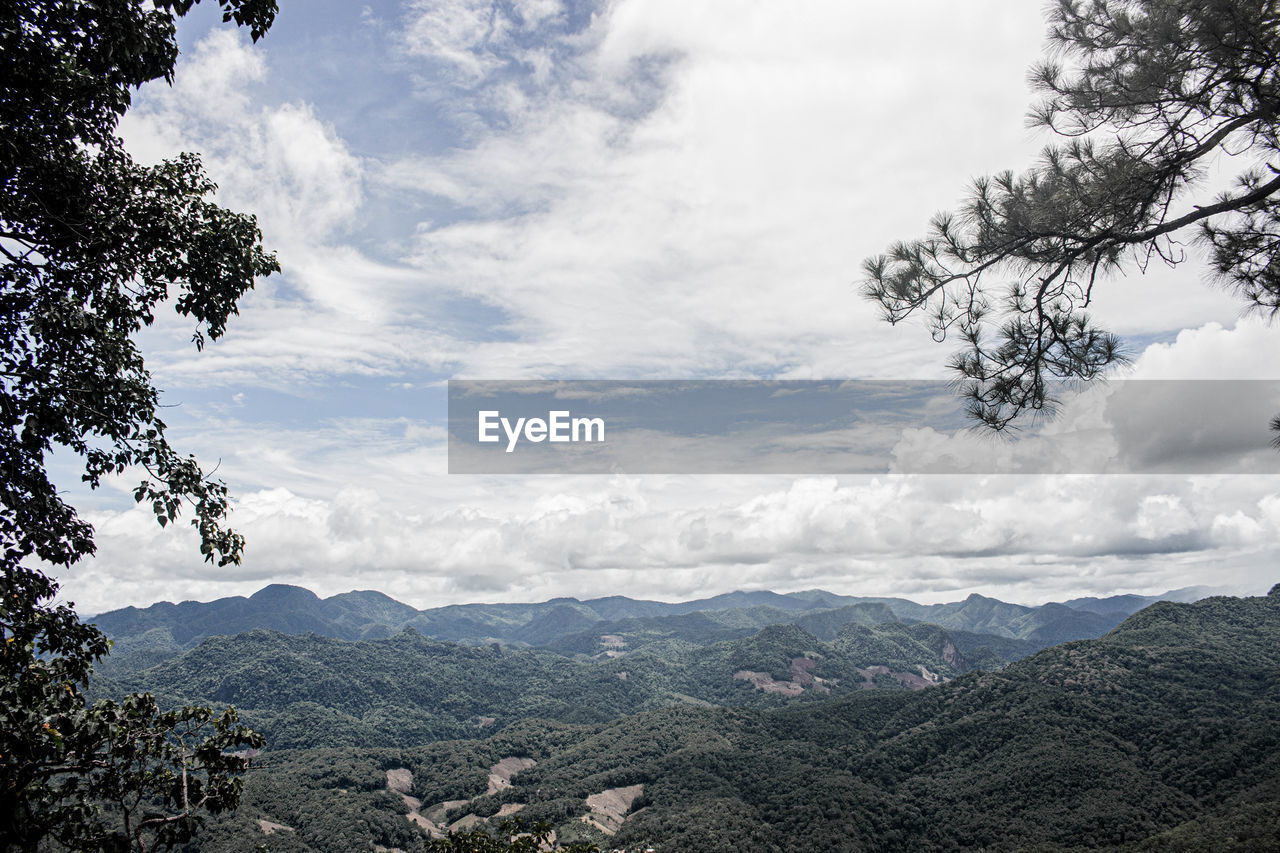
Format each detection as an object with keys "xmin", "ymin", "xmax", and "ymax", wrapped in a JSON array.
[
  {"xmin": 249, "ymin": 584, "xmax": 321, "ymax": 604},
  {"xmin": 330, "ymin": 589, "xmax": 400, "ymax": 603}
]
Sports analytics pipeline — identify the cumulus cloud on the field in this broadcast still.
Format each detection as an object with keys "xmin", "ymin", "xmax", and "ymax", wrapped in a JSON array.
[
  {"xmin": 50, "ymin": 4, "xmax": 1280, "ymax": 614},
  {"xmin": 122, "ymin": 30, "xmax": 363, "ymax": 246},
  {"xmin": 1131, "ymin": 316, "xmax": 1280, "ymax": 379},
  {"xmin": 58, "ymin": 463, "xmax": 1280, "ymax": 613}
]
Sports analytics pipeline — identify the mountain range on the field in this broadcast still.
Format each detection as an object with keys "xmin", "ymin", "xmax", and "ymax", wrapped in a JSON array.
[
  {"xmin": 89, "ymin": 582, "xmax": 1216, "ymax": 674},
  {"xmin": 134, "ymin": 585, "xmax": 1280, "ymax": 852}
]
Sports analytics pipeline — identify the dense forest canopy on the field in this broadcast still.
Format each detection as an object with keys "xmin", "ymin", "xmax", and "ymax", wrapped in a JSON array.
[{"xmin": 111, "ymin": 588, "xmax": 1280, "ymax": 851}]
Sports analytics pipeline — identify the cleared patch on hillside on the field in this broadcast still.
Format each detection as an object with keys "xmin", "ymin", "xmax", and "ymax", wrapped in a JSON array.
[
  {"xmin": 855, "ymin": 665, "xmax": 943, "ymax": 690},
  {"xmin": 449, "ymin": 814, "xmax": 483, "ymax": 833},
  {"xmin": 424, "ymin": 800, "xmax": 470, "ymax": 824},
  {"xmin": 386, "ymin": 768, "xmax": 412, "ymax": 795},
  {"xmin": 386, "ymin": 767, "xmax": 444, "ymax": 838},
  {"xmin": 488, "ymin": 756, "xmax": 537, "ymax": 795},
  {"xmin": 735, "ymin": 669, "xmax": 804, "ymax": 696},
  {"xmin": 581, "ymin": 784, "xmax": 644, "ymax": 835},
  {"xmin": 257, "ymin": 819, "xmax": 293, "ymax": 835},
  {"xmin": 734, "ymin": 656, "xmax": 831, "ymax": 696}
]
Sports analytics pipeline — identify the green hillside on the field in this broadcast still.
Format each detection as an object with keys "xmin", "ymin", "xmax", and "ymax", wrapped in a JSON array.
[
  {"xmin": 98, "ymin": 616, "xmax": 988, "ymax": 751},
  {"xmin": 169, "ymin": 588, "xmax": 1280, "ymax": 851}
]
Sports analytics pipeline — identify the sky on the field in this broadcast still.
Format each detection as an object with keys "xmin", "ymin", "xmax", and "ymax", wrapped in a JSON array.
[{"xmin": 50, "ymin": 0, "xmax": 1280, "ymax": 614}]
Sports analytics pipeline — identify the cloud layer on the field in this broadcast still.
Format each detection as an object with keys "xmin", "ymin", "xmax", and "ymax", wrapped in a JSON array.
[
  {"xmin": 50, "ymin": 2, "xmax": 1280, "ymax": 613},
  {"xmin": 67, "ymin": 469, "xmax": 1279, "ymax": 613}
]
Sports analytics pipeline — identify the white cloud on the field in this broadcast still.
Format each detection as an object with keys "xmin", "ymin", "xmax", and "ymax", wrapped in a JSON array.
[
  {"xmin": 119, "ymin": 6, "xmax": 1277, "ymax": 390},
  {"xmin": 1134, "ymin": 495, "xmax": 1196, "ymax": 540},
  {"xmin": 400, "ymin": 0, "xmax": 509, "ymax": 87},
  {"xmin": 58, "ymin": 466, "xmax": 1280, "ymax": 613},
  {"xmin": 118, "ymin": 29, "xmax": 482, "ymax": 389},
  {"xmin": 50, "ymin": 3, "xmax": 1280, "ymax": 615},
  {"xmin": 1131, "ymin": 316, "xmax": 1280, "ymax": 379},
  {"xmin": 124, "ymin": 4, "xmax": 1269, "ymax": 389},
  {"xmin": 122, "ymin": 30, "xmax": 363, "ymax": 247},
  {"xmin": 381, "ymin": 1, "xmax": 1055, "ymax": 380}
]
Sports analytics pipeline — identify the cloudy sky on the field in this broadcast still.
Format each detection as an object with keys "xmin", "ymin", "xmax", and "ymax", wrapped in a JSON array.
[{"xmin": 52, "ymin": 0, "xmax": 1280, "ymax": 614}]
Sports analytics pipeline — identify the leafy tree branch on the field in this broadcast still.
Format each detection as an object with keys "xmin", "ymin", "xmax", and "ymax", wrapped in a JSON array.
[
  {"xmin": 2, "ymin": 1, "xmax": 279, "ymax": 849},
  {"xmin": 862, "ymin": 0, "xmax": 1280, "ymax": 430}
]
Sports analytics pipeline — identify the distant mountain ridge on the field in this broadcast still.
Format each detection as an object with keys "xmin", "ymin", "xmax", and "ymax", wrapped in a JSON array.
[{"xmin": 87, "ymin": 578, "xmax": 1208, "ymax": 650}]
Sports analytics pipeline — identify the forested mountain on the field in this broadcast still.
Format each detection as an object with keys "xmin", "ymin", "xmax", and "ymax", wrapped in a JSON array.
[
  {"xmin": 89, "ymin": 583, "xmax": 1210, "ymax": 675},
  {"xmin": 172, "ymin": 587, "xmax": 1280, "ymax": 852},
  {"xmin": 97, "ymin": 619, "xmax": 996, "ymax": 750}
]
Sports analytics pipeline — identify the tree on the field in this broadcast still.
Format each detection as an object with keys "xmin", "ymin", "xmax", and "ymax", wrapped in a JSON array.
[
  {"xmin": 862, "ymin": 0, "xmax": 1280, "ymax": 430},
  {"xmin": 2, "ymin": 0, "xmax": 278, "ymax": 848}
]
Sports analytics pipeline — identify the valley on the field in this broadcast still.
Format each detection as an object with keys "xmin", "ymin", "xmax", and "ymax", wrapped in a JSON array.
[{"xmin": 79, "ymin": 583, "xmax": 1280, "ymax": 850}]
